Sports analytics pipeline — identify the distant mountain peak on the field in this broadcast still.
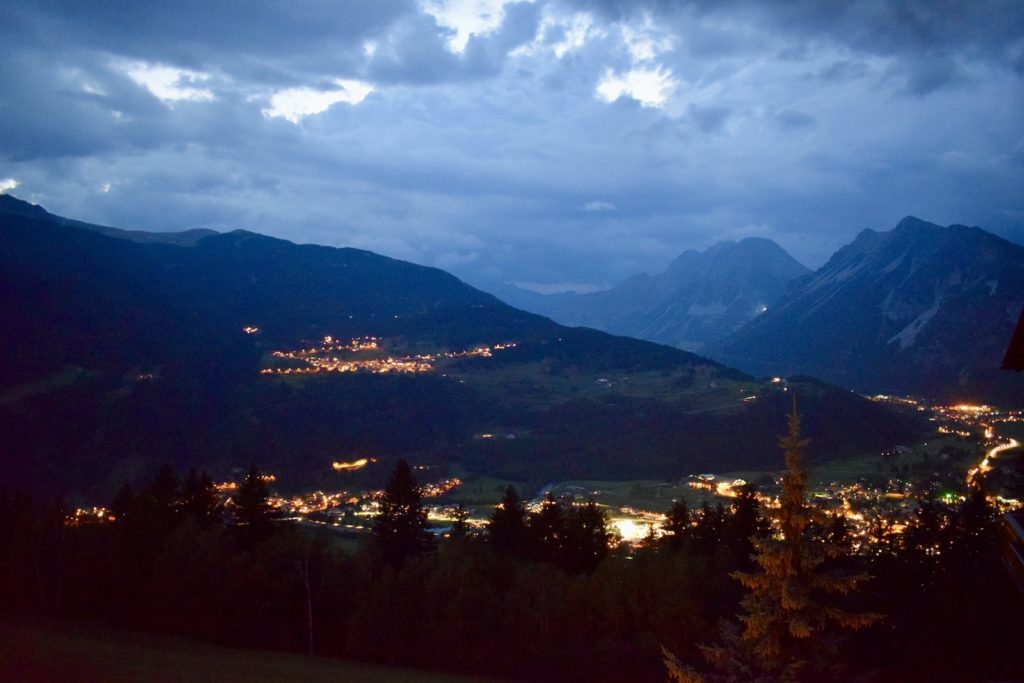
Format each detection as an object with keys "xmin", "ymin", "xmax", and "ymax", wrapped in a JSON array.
[
  {"xmin": 703, "ymin": 239, "xmax": 737, "ymax": 254},
  {"xmin": 894, "ymin": 215, "xmax": 937, "ymax": 231},
  {"xmin": 736, "ymin": 235, "xmax": 787, "ymax": 248},
  {"xmin": 667, "ymin": 236, "xmax": 808, "ymax": 274},
  {"xmin": 499, "ymin": 233, "xmax": 810, "ymax": 351}
]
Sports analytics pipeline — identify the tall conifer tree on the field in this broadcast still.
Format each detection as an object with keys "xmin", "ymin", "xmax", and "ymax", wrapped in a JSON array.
[
  {"xmin": 662, "ymin": 498, "xmax": 691, "ymax": 551},
  {"xmin": 561, "ymin": 499, "xmax": 612, "ymax": 574},
  {"xmin": 181, "ymin": 468, "xmax": 221, "ymax": 526},
  {"xmin": 488, "ymin": 485, "xmax": 528, "ymax": 556},
  {"xmin": 526, "ymin": 493, "xmax": 565, "ymax": 562},
  {"xmin": 727, "ymin": 403, "xmax": 878, "ymax": 679},
  {"xmin": 372, "ymin": 459, "xmax": 435, "ymax": 566},
  {"xmin": 233, "ymin": 462, "xmax": 274, "ymax": 546}
]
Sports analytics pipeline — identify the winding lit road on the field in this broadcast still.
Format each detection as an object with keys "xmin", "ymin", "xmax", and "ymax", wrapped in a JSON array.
[{"xmin": 967, "ymin": 437, "xmax": 1021, "ymax": 486}]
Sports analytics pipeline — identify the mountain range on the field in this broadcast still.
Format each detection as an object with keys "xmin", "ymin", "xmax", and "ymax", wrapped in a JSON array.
[
  {"xmin": 497, "ymin": 238, "xmax": 809, "ymax": 352},
  {"xmin": 498, "ymin": 217, "xmax": 1024, "ymax": 405},
  {"xmin": 0, "ymin": 195, "xmax": 922, "ymax": 496},
  {"xmin": 710, "ymin": 217, "xmax": 1024, "ymax": 404}
]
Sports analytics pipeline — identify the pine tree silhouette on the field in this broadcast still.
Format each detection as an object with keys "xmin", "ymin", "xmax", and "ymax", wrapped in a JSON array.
[
  {"xmin": 110, "ymin": 481, "xmax": 135, "ymax": 520},
  {"xmin": 449, "ymin": 502, "xmax": 471, "ymax": 539},
  {"xmin": 662, "ymin": 498, "xmax": 691, "ymax": 551},
  {"xmin": 232, "ymin": 462, "xmax": 274, "ymax": 547},
  {"xmin": 180, "ymin": 468, "xmax": 221, "ymax": 526},
  {"xmin": 372, "ymin": 459, "xmax": 435, "ymax": 567},
  {"xmin": 725, "ymin": 483, "xmax": 766, "ymax": 568},
  {"xmin": 149, "ymin": 464, "xmax": 179, "ymax": 510},
  {"xmin": 561, "ymin": 499, "xmax": 612, "ymax": 574},
  {"xmin": 487, "ymin": 485, "xmax": 528, "ymax": 557},
  {"xmin": 526, "ymin": 493, "xmax": 565, "ymax": 563}
]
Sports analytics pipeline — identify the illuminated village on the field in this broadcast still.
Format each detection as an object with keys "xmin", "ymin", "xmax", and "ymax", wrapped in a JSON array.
[
  {"xmin": 257, "ymin": 333, "xmax": 518, "ymax": 376},
  {"xmin": 67, "ymin": 392, "xmax": 1022, "ymax": 551}
]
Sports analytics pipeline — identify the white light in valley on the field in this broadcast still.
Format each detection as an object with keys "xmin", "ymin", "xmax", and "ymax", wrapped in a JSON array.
[{"xmin": 612, "ymin": 518, "xmax": 652, "ymax": 543}]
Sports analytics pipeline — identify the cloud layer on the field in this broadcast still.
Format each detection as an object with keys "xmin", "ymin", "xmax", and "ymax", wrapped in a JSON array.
[{"xmin": 1, "ymin": 0, "xmax": 1022, "ymax": 289}]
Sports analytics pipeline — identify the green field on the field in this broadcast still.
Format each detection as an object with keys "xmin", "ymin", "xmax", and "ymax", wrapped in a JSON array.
[
  {"xmin": 437, "ymin": 472, "xmax": 527, "ymax": 507},
  {"xmin": 0, "ymin": 617, "xmax": 493, "ymax": 683},
  {"xmin": 456, "ymin": 360, "xmax": 759, "ymax": 412},
  {"xmin": 544, "ymin": 476, "xmax": 769, "ymax": 513},
  {"xmin": 541, "ymin": 432, "xmax": 995, "ymax": 514},
  {"xmin": 806, "ymin": 435, "xmax": 979, "ymax": 486}
]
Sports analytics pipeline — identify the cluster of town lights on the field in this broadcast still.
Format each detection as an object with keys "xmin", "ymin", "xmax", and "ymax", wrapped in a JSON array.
[
  {"xmin": 62, "ymin": 396, "xmax": 1021, "ymax": 547},
  {"xmin": 67, "ymin": 507, "xmax": 115, "ymax": 525},
  {"xmin": 332, "ymin": 458, "xmax": 375, "ymax": 472},
  {"xmin": 260, "ymin": 335, "xmax": 517, "ymax": 376}
]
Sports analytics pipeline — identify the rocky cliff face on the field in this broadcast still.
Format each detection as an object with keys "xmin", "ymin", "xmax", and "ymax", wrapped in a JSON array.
[{"xmin": 711, "ymin": 217, "xmax": 1024, "ymax": 404}]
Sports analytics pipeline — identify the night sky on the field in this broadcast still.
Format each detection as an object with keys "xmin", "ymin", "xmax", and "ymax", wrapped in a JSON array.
[{"xmin": 1, "ymin": 0, "xmax": 1022, "ymax": 293}]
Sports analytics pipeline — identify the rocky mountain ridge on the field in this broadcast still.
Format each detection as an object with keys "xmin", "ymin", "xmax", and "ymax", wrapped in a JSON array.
[
  {"xmin": 497, "ymin": 237, "xmax": 810, "ymax": 352},
  {"xmin": 710, "ymin": 216, "xmax": 1024, "ymax": 404}
]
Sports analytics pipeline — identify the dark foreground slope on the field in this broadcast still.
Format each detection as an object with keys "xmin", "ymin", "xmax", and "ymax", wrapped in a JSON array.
[
  {"xmin": 0, "ymin": 617, "xmax": 487, "ymax": 683},
  {"xmin": 0, "ymin": 197, "xmax": 925, "ymax": 496},
  {"xmin": 711, "ymin": 217, "xmax": 1024, "ymax": 405}
]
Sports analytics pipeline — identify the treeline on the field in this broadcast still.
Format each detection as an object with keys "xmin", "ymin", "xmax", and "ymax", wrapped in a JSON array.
[{"xmin": 0, "ymin": 458, "xmax": 1020, "ymax": 681}]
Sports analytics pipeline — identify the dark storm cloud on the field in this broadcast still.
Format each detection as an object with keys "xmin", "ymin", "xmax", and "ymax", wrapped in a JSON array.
[
  {"xmin": 687, "ymin": 104, "xmax": 732, "ymax": 133},
  {"xmin": 760, "ymin": 1, "xmax": 1024, "ymax": 58},
  {"xmin": 815, "ymin": 60, "xmax": 871, "ymax": 83},
  {"xmin": 1, "ymin": 0, "xmax": 410, "ymax": 83},
  {"xmin": 894, "ymin": 55, "xmax": 964, "ymax": 96},
  {"xmin": 562, "ymin": 0, "xmax": 1024, "ymax": 92},
  {"xmin": 564, "ymin": 0, "xmax": 1024, "ymax": 56},
  {"xmin": 0, "ymin": 0, "xmax": 1021, "ymax": 290},
  {"xmin": 775, "ymin": 110, "xmax": 816, "ymax": 130}
]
